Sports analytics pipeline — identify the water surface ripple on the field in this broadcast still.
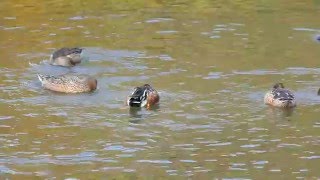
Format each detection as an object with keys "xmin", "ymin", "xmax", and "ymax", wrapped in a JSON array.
[{"xmin": 0, "ymin": 0, "xmax": 319, "ymax": 179}]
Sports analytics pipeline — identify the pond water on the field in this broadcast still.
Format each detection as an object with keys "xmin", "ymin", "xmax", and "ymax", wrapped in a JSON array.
[{"xmin": 0, "ymin": 0, "xmax": 320, "ymax": 179}]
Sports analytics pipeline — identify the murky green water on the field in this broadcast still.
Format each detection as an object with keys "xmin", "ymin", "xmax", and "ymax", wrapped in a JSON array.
[{"xmin": 0, "ymin": 0, "xmax": 320, "ymax": 179}]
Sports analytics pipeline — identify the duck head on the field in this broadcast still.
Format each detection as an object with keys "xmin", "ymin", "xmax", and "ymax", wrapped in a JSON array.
[{"xmin": 273, "ymin": 83, "xmax": 284, "ymax": 89}]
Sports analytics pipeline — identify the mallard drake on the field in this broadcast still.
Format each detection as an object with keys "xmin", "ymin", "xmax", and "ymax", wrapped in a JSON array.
[
  {"xmin": 37, "ymin": 74, "xmax": 97, "ymax": 93},
  {"xmin": 264, "ymin": 83, "xmax": 296, "ymax": 108},
  {"xmin": 127, "ymin": 84, "xmax": 159, "ymax": 108},
  {"xmin": 50, "ymin": 47, "xmax": 83, "ymax": 67}
]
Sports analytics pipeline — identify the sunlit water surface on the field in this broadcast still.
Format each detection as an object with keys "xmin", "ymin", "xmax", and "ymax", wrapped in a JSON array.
[{"xmin": 0, "ymin": 0, "xmax": 320, "ymax": 179}]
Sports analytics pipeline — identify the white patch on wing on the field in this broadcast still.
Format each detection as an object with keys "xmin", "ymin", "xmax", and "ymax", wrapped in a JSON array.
[{"xmin": 141, "ymin": 99, "xmax": 147, "ymax": 107}]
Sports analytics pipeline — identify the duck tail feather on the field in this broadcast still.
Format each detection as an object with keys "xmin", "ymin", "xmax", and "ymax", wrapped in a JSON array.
[{"xmin": 37, "ymin": 74, "xmax": 46, "ymax": 83}]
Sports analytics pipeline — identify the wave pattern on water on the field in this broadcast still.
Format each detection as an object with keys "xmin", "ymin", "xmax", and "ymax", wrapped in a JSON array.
[{"xmin": 0, "ymin": 1, "xmax": 320, "ymax": 179}]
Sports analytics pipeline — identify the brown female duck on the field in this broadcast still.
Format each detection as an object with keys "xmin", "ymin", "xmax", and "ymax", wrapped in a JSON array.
[
  {"xmin": 50, "ymin": 47, "xmax": 83, "ymax": 67},
  {"xmin": 37, "ymin": 74, "xmax": 97, "ymax": 93},
  {"xmin": 264, "ymin": 83, "xmax": 296, "ymax": 108}
]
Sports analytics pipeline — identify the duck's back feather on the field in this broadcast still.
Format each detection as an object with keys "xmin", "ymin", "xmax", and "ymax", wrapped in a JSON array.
[
  {"xmin": 38, "ymin": 74, "xmax": 97, "ymax": 93},
  {"xmin": 52, "ymin": 48, "xmax": 82, "ymax": 59},
  {"xmin": 272, "ymin": 88, "xmax": 295, "ymax": 101}
]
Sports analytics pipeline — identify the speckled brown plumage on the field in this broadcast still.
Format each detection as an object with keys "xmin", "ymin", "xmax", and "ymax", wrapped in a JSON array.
[
  {"xmin": 264, "ymin": 83, "xmax": 296, "ymax": 108},
  {"xmin": 38, "ymin": 74, "xmax": 97, "ymax": 93}
]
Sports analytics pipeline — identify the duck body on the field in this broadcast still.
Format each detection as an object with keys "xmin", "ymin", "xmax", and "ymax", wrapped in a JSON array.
[
  {"xmin": 264, "ymin": 83, "xmax": 296, "ymax": 108},
  {"xmin": 50, "ymin": 47, "xmax": 83, "ymax": 67},
  {"xmin": 37, "ymin": 74, "xmax": 97, "ymax": 93},
  {"xmin": 127, "ymin": 84, "xmax": 159, "ymax": 108}
]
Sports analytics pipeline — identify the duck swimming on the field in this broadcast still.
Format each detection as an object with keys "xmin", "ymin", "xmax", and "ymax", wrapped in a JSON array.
[
  {"xmin": 264, "ymin": 83, "xmax": 296, "ymax": 108},
  {"xmin": 127, "ymin": 84, "xmax": 159, "ymax": 108},
  {"xmin": 50, "ymin": 47, "xmax": 83, "ymax": 67},
  {"xmin": 37, "ymin": 74, "xmax": 97, "ymax": 93}
]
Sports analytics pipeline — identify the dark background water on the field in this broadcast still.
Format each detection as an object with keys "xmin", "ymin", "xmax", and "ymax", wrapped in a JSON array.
[{"xmin": 0, "ymin": 0, "xmax": 319, "ymax": 179}]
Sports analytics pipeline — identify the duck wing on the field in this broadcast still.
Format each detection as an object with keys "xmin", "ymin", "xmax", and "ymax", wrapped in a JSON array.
[
  {"xmin": 52, "ymin": 48, "xmax": 82, "ymax": 59},
  {"xmin": 272, "ymin": 88, "xmax": 295, "ymax": 101}
]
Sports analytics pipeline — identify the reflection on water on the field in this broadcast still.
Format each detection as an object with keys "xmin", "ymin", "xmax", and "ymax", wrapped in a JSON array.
[
  {"xmin": 128, "ymin": 105, "xmax": 160, "ymax": 122},
  {"xmin": 265, "ymin": 107, "xmax": 295, "ymax": 120},
  {"xmin": 0, "ymin": 0, "xmax": 320, "ymax": 179}
]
